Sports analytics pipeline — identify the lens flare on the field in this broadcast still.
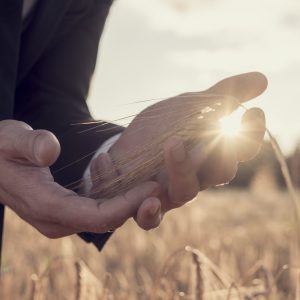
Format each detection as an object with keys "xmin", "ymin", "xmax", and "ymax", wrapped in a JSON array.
[{"xmin": 219, "ymin": 108, "xmax": 244, "ymax": 137}]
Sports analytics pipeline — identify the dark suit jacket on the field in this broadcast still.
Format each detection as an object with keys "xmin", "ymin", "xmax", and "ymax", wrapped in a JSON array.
[{"xmin": 0, "ymin": 0, "xmax": 121, "ymax": 252}]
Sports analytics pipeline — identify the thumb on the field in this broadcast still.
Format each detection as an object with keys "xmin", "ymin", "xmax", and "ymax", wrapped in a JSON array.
[
  {"xmin": 28, "ymin": 130, "xmax": 61, "ymax": 167},
  {"xmin": 0, "ymin": 120, "xmax": 60, "ymax": 167},
  {"xmin": 205, "ymin": 72, "xmax": 268, "ymax": 103},
  {"xmin": 196, "ymin": 72, "xmax": 268, "ymax": 121}
]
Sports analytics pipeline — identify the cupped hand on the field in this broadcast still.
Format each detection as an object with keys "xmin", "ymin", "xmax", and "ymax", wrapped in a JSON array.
[
  {"xmin": 0, "ymin": 120, "xmax": 160, "ymax": 238},
  {"xmin": 90, "ymin": 72, "xmax": 267, "ymax": 230}
]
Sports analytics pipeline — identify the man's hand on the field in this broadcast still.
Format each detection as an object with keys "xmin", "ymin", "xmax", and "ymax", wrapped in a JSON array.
[
  {"xmin": 0, "ymin": 120, "xmax": 160, "ymax": 238},
  {"xmin": 89, "ymin": 72, "xmax": 267, "ymax": 230}
]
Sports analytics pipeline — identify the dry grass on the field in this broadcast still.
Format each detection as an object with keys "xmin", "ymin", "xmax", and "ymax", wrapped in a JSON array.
[{"xmin": 1, "ymin": 187, "xmax": 299, "ymax": 299}]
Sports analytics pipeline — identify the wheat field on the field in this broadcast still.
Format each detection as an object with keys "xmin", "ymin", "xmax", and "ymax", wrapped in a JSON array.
[{"xmin": 0, "ymin": 182, "xmax": 298, "ymax": 299}]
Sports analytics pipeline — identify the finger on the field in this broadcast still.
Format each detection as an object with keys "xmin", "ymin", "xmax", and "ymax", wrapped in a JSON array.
[
  {"xmin": 35, "ymin": 181, "xmax": 160, "ymax": 233},
  {"xmin": 90, "ymin": 153, "xmax": 118, "ymax": 182},
  {"xmin": 163, "ymin": 136, "xmax": 200, "ymax": 208},
  {"xmin": 236, "ymin": 107, "xmax": 266, "ymax": 162},
  {"xmin": 30, "ymin": 219, "xmax": 76, "ymax": 239},
  {"xmin": 90, "ymin": 152, "xmax": 119, "ymax": 198},
  {"xmin": 205, "ymin": 72, "xmax": 268, "ymax": 104},
  {"xmin": 192, "ymin": 136, "xmax": 238, "ymax": 187},
  {"xmin": 135, "ymin": 197, "xmax": 162, "ymax": 230},
  {"xmin": 95, "ymin": 183, "xmax": 160, "ymax": 231},
  {"xmin": 0, "ymin": 120, "xmax": 60, "ymax": 167},
  {"xmin": 173, "ymin": 72, "xmax": 268, "ymax": 122}
]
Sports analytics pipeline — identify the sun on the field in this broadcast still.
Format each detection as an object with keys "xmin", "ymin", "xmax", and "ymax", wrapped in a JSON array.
[{"xmin": 219, "ymin": 109, "xmax": 244, "ymax": 137}]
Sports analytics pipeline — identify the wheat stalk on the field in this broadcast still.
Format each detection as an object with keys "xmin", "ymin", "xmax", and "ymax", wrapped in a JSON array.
[
  {"xmin": 191, "ymin": 252, "xmax": 204, "ymax": 300},
  {"xmin": 101, "ymin": 273, "xmax": 113, "ymax": 300},
  {"xmin": 75, "ymin": 260, "xmax": 103, "ymax": 300},
  {"xmin": 266, "ymin": 130, "xmax": 300, "ymax": 241},
  {"xmin": 266, "ymin": 129, "xmax": 300, "ymax": 296},
  {"xmin": 226, "ymin": 283, "xmax": 242, "ymax": 300},
  {"xmin": 30, "ymin": 274, "xmax": 42, "ymax": 300}
]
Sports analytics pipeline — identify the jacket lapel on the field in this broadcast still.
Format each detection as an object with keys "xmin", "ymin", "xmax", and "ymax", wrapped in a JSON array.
[
  {"xmin": 17, "ymin": 0, "xmax": 73, "ymax": 84},
  {"xmin": 0, "ymin": 0, "xmax": 22, "ymax": 119}
]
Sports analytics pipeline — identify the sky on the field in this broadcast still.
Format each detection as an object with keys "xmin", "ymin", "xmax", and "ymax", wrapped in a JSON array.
[{"xmin": 88, "ymin": 0, "xmax": 300, "ymax": 154}]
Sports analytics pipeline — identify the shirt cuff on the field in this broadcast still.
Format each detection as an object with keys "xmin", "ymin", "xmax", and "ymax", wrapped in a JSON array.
[{"xmin": 82, "ymin": 133, "xmax": 121, "ymax": 194}]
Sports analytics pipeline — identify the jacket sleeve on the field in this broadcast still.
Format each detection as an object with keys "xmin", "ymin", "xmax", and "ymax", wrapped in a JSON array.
[
  {"xmin": 15, "ymin": 0, "xmax": 122, "ymax": 187},
  {"xmin": 14, "ymin": 0, "xmax": 122, "ymax": 250}
]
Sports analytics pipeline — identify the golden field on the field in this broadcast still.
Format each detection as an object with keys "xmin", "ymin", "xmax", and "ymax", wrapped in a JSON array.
[{"xmin": 0, "ymin": 187, "xmax": 299, "ymax": 300}]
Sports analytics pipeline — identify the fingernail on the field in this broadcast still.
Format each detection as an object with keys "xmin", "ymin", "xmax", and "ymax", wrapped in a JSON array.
[
  {"xmin": 33, "ymin": 134, "xmax": 45, "ymax": 164},
  {"xmin": 172, "ymin": 141, "xmax": 186, "ymax": 162}
]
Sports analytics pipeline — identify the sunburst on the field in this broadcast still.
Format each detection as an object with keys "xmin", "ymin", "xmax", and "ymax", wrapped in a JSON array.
[{"xmin": 219, "ymin": 108, "xmax": 244, "ymax": 137}]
